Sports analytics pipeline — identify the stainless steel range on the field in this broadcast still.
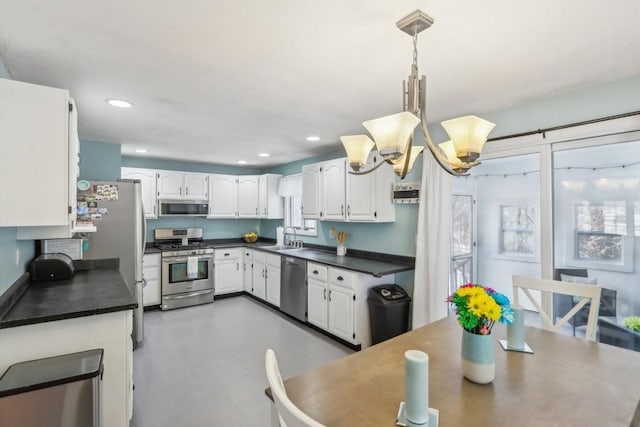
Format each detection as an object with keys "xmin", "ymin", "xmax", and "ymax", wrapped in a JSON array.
[{"xmin": 155, "ymin": 228, "xmax": 214, "ymax": 310}]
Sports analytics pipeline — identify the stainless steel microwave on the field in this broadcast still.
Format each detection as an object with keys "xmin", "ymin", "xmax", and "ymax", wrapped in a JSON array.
[{"xmin": 159, "ymin": 200, "xmax": 209, "ymax": 216}]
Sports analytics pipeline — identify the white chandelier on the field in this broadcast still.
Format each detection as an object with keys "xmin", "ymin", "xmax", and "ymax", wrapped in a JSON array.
[{"xmin": 340, "ymin": 10, "xmax": 496, "ymax": 178}]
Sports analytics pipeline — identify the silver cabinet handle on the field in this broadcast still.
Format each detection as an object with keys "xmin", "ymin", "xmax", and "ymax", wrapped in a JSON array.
[
  {"xmin": 224, "ymin": 253, "xmax": 230, "ymax": 256},
  {"xmin": 236, "ymin": 263, "xmax": 239, "ymax": 271},
  {"xmin": 337, "ymin": 276, "xmax": 344, "ymax": 281},
  {"xmin": 313, "ymin": 270, "xmax": 319, "ymax": 275},
  {"xmin": 328, "ymin": 289, "xmax": 332, "ymax": 301},
  {"xmin": 323, "ymin": 288, "xmax": 327, "ymax": 300},
  {"xmin": 341, "ymin": 205, "xmax": 344, "ymax": 215},
  {"xmin": 347, "ymin": 205, "xmax": 350, "ymax": 216}
]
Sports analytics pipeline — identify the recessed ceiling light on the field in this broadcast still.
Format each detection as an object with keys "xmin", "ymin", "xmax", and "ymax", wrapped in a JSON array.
[
  {"xmin": 107, "ymin": 99, "xmax": 133, "ymax": 108},
  {"xmin": 258, "ymin": 153, "xmax": 270, "ymax": 157},
  {"xmin": 237, "ymin": 160, "xmax": 247, "ymax": 165},
  {"xmin": 306, "ymin": 136, "xmax": 320, "ymax": 142},
  {"xmin": 135, "ymin": 149, "xmax": 148, "ymax": 153}
]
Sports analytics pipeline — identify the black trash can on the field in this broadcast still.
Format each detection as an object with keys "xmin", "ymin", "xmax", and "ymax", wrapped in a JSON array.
[{"xmin": 368, "ymin": 284, "xmax": 411, "ymax": 345}]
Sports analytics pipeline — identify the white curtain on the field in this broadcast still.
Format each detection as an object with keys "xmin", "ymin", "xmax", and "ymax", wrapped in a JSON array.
[{"xmin": 412, "ymin": 152, "xmax": 453, "ymax": 329}]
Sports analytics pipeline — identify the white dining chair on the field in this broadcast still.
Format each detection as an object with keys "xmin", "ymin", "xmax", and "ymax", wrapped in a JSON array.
[
  {"xmin": 265, "ymin": 349, "xmax": 325, "ymax": 427},
  {"xmin": 512, "ymin": 275, "xmax": 602, "ymax": 341}
]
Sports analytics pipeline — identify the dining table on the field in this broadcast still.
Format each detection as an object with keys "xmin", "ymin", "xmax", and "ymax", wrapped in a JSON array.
[{"xmin": 270, "ymin": 316, "xmax": 640, "ymax": 426}]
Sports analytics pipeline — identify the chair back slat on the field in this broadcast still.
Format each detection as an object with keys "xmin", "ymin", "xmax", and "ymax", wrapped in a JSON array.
[{"xmin": 512, "ymin": 275, "xmax": 602, "ymax": 341}]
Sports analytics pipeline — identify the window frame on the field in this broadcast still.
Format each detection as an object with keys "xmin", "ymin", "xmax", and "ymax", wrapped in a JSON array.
[{"xmin": 282, "ymin": 175, "xmax": 317, "ymax": 237}]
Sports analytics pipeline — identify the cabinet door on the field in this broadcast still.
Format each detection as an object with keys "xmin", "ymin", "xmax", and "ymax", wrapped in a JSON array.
[
  {"xmin": 265, "ymin": 264, "xmax": 281, "ymax": 307},
  {"xmin": 215, "ymin": 258, "xmax": 243, "ymax": 295},
  {"xmin": 322, "ymin": 158, "xmax": 346, "ymax": 221},
  {"xmin": 346, "ymin": 155, "xmax": 376, "ymax": 222},
  {"xmin": 307, "ymin": 278, "xmax": 328, "ymax": 330},
  {"xmin": 122, "ymin": 168, "xmax": 158, "ymax": 218},
  {"xmin": 156, "ymin": 172, "xmax": 183, "ymax": 199},
  {"xmin": 243, "ymin": 249, "xmax": 253, "ymax": 292},
  {"xmin": 252, "ymin": 260, "xmax": 266, "ymax": 299},
  {"xmin": 301, "ymin": 164, "xmax": 322, "ymax": 219},
  {"xmin": 209, "ymin": 174, "xmax": 238, "ymax": 218},
  {"xmin": 0, "ymin": 79, "xmax": 70, "ymax": 227},
  {"xmin": 328, "ymin": 284, "xmax": 356, "ymax": 343},
  {"xmin": 142, "ymin": 253, "xmax": 161, "ymax": 306},
  {"xmin": 183, "ymin": 173, "xmax": 208, "ymax": 200},
  {"xmin": 238, "ymin": 176, "xmax": 259, "ymax": 218}
]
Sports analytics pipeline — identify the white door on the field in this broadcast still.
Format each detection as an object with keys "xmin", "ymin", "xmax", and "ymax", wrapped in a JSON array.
[
  {"xmin": 322, "ymin": 158, "xmax": 346, "ymax": 220},
  {"xmin": 209, "ymin": 174, "xmax": 238, "ymax": 218},
  {"xmin": 307, "ymin": 278, "xmax": 328, "ymax": 330},
  {"xmin": 122, "ymin": 168, "xmax": 158, "ymax": 218},
  {"xmin": 183, "ymin": 173, "xmax": 208, "ymax": 200},
  {"xmin": 238, "ymin": 176, "xmax": 259, "ymax": 217},
  {"xmin": 328, "ymin": 284, "xmax": 355, "ymax": 342},
  {"xmin": 301, "ymin": 164, "xmax": 322, "ymax": 219},
  {"xmin": 157, "ymin": 172, "xmax": 183, "ymax": 199}
]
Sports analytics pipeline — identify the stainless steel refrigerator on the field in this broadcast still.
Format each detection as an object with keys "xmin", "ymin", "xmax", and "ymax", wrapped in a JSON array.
[{"xmin": 79, "ymin": 180, "xmax": 146, "ymax": 347}]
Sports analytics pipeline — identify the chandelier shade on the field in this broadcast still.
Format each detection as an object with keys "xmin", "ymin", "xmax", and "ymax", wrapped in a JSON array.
[
  {"xmin": 441, "ymin": 115, "xmax": 496, "ymax": 163},
  {"xmin": 391, "ymin": 145, "xmax": 424, "ymax": 176},
  {"xmin": 340, "ymin": 135, "xmax": 375, "ymax": 172},
  {"xmin": 362, "ymin": 112, "xmax": 420, "ymax": 161}
]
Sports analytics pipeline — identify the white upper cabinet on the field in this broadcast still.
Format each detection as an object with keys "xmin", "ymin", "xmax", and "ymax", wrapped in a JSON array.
[
  {"xmin": 322, "ymin": 158, "xmax": 347, "ymax": 221},
  {"xmin": 258, "ymin": 174, "xmax": 283, "ymax": 219},
  {"xmin": 121, "ymin": 167, "xmax": 158, "ymax": 218},
  {"xmin": 301, "ymin": 153, "xmax": 395, "ymax": 223},
  {"xmin": 301, "ymin": 163, "xmax": 322, "ymax": 219},
  {"xmin": 238, "ymin": 175, "xmax": 259, "ymax": 218},
  {"xmin": 346, "ymin": 153, "xmax": 395, "ymax": 222},
  {"xmin": 1, "ymin": 79, "xmax": 79, "ymax": 238},
  {"xmin": 156, "ymin": 171, "xmax": 208, "ymax": 200},
  {"xmin": 208, "ymin": 174, "xmax": 238, "ymax": 218}
]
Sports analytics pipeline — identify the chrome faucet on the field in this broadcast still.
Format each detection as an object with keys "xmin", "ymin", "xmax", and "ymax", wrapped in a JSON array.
[{"xmin": 283, "ymin": 226, "xmax": 303, "ymax": 248}]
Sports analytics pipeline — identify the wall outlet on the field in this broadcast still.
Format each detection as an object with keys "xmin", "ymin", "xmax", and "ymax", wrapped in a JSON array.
[{"xmin": 15, "ymin": 246, "xmax": 20, "ymax": 266}]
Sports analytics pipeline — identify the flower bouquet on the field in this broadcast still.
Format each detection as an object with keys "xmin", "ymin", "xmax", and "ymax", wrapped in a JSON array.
[{"xmin": 447, "ymin": 283, "xmax": 514, "ymax": 335}]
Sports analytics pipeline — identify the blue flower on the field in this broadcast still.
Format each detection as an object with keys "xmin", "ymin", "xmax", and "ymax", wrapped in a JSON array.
[{"xmin": 499, "ymin": 305, "xmax": 514, "ymax": 324}]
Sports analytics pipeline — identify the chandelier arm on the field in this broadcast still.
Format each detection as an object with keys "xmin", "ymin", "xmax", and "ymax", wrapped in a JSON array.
[{"xmin": 418, "ymin": 105, "xmax": 459, "ymax": 176}]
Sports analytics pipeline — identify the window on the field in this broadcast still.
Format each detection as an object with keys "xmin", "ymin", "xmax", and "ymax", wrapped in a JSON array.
[
  {"xmin": 500, "ymin": 205, "xmax": 535, "ymax": 254},
  {"xmin": 281, "ymin": 174, "xmax": 317, "ymax": 236},
  {"xmin": 575, "ymin": 202, "xmax": 626, "ymax": 261},
  {"xmin": 450, "ymin": 195, "xmax": 474, "ymax": 292}
]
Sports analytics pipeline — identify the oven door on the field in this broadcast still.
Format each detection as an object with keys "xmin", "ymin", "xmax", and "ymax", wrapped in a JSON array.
[{"xmin": 162, "ymin": 255, "xmax": 214, "ymax": 296}]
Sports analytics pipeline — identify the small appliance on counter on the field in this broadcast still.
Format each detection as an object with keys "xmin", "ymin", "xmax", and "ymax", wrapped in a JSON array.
[{"xmin": 30, "ymin": 253, "xmax": 75, "ymax": 281}]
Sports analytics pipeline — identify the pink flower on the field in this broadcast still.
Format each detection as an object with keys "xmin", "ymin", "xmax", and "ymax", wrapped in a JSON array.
[{"xmin": 479, "ymin": 325, "xmax": 490, "ymax": 335}]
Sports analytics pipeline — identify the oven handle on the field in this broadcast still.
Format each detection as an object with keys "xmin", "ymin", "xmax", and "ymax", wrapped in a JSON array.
[
  {"xmin": 162, "ymin": 256, "xmax": 213, "ymax": 263},
  {"xmin": 163, "ymin": 289, "xmax": 213, "ymax": 300}
]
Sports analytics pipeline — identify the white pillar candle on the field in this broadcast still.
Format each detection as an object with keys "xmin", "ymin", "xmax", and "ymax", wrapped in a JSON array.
[
  {"xmin": 507, "ymin": 305, "xmax": 525, "ymax": 350},
  {"xmin": 405, "ymin": 349, "xmax": 429, "ymax": 425}
]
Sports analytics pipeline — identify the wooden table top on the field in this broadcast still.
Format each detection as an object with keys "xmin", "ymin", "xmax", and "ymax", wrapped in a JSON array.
[{"xmin": 280, "ymin": 316, "xmax": 640, "ymax": 426}]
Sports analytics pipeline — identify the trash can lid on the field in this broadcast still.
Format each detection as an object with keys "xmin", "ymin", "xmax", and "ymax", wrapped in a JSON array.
[
  {"xmin": 369, "ymin": 284, "xmax": 409, "ymax": 301},
  {"xmin": 0, "ymin": 348, "xmax": 104, "ymax": 398}
]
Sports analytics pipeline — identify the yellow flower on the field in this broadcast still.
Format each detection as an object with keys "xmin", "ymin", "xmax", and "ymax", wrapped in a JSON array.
[
  {"xmin": 457, "ymin": 285, "xmax": 484, "ymax": 298},
  {"xmin": 484, "ymin": 298, "xmax": 502, "ymax": 321},
  {"xmin": 467, "ymin": 293, "xmax": 490, "ymax": 317}
]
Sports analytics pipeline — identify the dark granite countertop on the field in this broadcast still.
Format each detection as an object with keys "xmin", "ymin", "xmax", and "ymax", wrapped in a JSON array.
[
  {"xmin": 144, "ymin": 238, "xmax": 414, "ymax": 277},
  {"xmin": 0, "ymin": 266, "xmax": 137, "ymax": 330}
]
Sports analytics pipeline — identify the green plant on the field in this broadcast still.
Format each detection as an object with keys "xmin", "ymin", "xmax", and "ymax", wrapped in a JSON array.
[{"xmin": 624, "ymin": 316, "xmax": 640, "ymax": 332}]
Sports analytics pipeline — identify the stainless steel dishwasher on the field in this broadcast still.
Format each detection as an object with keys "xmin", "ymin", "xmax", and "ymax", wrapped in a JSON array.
[{"xmin": 280, "ymin": 256, "xmax": 307, "ymax": 321}]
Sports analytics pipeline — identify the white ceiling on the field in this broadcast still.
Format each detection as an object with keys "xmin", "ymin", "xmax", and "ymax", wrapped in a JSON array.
[{"xmin": 1, "ymin": 1, "xmax": 639, "ymax": 168}]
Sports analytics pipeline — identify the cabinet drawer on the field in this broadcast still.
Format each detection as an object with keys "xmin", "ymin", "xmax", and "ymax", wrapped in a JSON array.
[
  {"xmin": 328, "ymin": 267, "xmax": 353, "ymax": 288},
  {"xmin": 143, "ymin": 253, "xmax": 161, "ymax": 267},
  {"xmin": 215, "ymin": 248, "xmax": 242, "ymax": 260},
  {"xmin": 307, "ymin": 262, "xmax": 328, "ymax": 281}
]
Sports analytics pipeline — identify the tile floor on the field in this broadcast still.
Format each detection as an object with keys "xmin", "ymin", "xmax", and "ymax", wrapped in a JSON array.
[{"xmin": 130, "ymin": 296, "xmax": 352, "ymax": 427}]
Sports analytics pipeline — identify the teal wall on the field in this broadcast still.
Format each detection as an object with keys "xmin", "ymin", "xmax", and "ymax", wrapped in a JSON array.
[{"xmin": 79, "ymin": 140, "xmax": 122, "ymax": 181}]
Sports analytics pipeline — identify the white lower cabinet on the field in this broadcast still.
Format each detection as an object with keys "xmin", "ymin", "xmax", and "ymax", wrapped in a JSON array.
[
  {"xmin": 214, "ymin": 248, "xmax": 243, "ymax": 295},
  {"xmin": 251, "ymin": 250, "xmax": 281, "ymax": 306},
  {"xmin": 142, "ymin": 253, "xmax": 161, "ymax": 306},
  {"xmin": 307, "ymin": 262, "xmax": 391, "ymax": 348}
]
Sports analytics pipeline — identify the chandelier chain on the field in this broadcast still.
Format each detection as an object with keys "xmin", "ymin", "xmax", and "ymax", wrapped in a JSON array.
[{"xmin": 412, "ymin": 25, "xmax": 419, "ymax": 75}]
